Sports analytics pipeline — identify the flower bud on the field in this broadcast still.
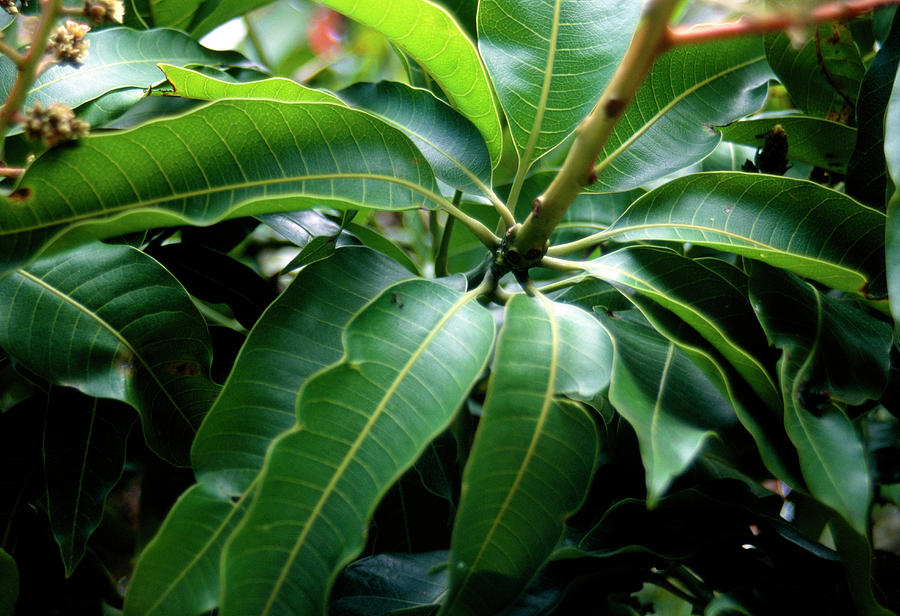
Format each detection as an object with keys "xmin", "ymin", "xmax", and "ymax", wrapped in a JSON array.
[
  {"xmin": 23, "ymin": 102, "xmax": 90, "ymax": 148},
  {"xmin": 47, "ymin": 20, "xmax": 91, "ymax": 63},
  {"xmin": 84, "ymin": 0, "xmax": 124, "ymax": 26}
]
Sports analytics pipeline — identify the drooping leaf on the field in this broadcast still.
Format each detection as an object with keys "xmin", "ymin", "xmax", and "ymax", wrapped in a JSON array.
[
  {"xmin": 43, "ymin": 388, "xmax": 135, "ymax": 576},
  {"xmin": 442, "ymin": 295, "xmax": 607, "ymax": 616},
  {"xmin": 764, "ymin": 22, "xmax": 865, "ymax": 121},
  {"xmin": 749, "ymin": 264, "xmax": 884, "ymax": 536},
  {"xmin": 315, "ymin": 0, "xmax": 503, "ymax": 167},
  {"xmin": 0, "ymin": 28, "xmax": 243, "ymax": 132},
  {"xmin": 602, "ymin": 172, "xmax": 886, "ymax": 295},
  {"xmin": 220, "ymin": 279, "xmax": 495, "ymax": 616},
  {"xmin": 339, "ymin": 81, "xmax": 492, "ymax": 194},
  {"xmin": 477, "ymin": 0, "xmax": 640, "ymax": 166},
  {"xmin": 587, "ymin": 245, "xmax": 779, "ymax": 410},
  {"xmin": 125, "ymin": 248, "xmax": 413, "ymax": 616},
  {"xmin": 159, "ymin": 64, "xmax": 343, "ymax": 104},
  {"xmin": 846, "ymin": 10, "xmax": 900, "ymax": 209},
  {"xmin": 0, "ymin": 242, "xmax": 218, "ymax": 465},
  {"xmin": 0, "ymin": 99, "xmax": 440, "ymax": 277},
  {"xmin": 591, "ymin": 37, "xmax": 772, "ymax": 192},
  {"xmin": 597, "ymin": 314, "xmax": 737, "ymax": 504},
  {"xmin": 719, "ymin": 115, "xmax": 856, "ymax": 173}
]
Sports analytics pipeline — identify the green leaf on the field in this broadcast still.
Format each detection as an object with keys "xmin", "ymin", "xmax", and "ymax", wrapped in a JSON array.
[
  {"xmin": 342, "ymin": 221, "xmax": 422, "ymax": 276},
  {"xmin": 598, "ymin": 315, "xmax": 737, "ymax": 504},
  {"xmin": 125, "ymin": 248, "xmax": 413, "ymax": 616},
  {"xmin": 0, "ymin": 28, "xmax": 243, "ymax": 131},
  {"xmin": 587, "ymin": 246, "xmax": 779, "ymax": 410},
  {"xmin": 43, "ymin": 388, "xmax": 135, "ymax": 576},
  {"xmin": 749, "ymin": 265, "xmax": 882, "ymax": 536},
  {"xmin": 0, "ymin": 548, "xmax": 16, "ymax": 616},
  {"xmin": 764, "ymin": 23, "xmax": 864, "ymax": 120},
  {"xmin": 602, "ymin": 172, "xmax": 886, "ymax": 295},
  {"xmin": 846, "ymin": 11, "xmax": 900, "ymax": 209},
  {"xmin": 187, "ymin": 0, "xmax": 280, "ymax": 37},
  {"xmin": 887, "ymin": 64, "xmax": 900, "ymax": 332},
  {"xmin": 317, "ymin": 0, "xmax": 503, "ymax": 167},
  {"xmin": 220, "ymin": 279, "xmax": 495, "ymax": 616},
  {"xmin": 0, "ymin": 242, "xmax": 218, "ymax": 465},
  {"xmin": 159, "ymin": 64, "xmax": 344, "ymax": 104},
  {"xmin": 339, "ymin": 81, "xmax": 491, "ymax": 195},
  {"xmin": 477, "ymin": 0, "xmax": 640, "ymax": 166},
  {"xmin": 442, "ymin": 295, "xmax": 606, "ymax": 616},
  {"xmin": 591, "ymin": 37, "xmax": 772, "ymax": 192},
  {"xmin": 0, "ymin": 99, "xmax": 440, "ymax": 277},
  {"xmin": 719, "ymin": 115, "xmax": 856, "ymax": 173}
]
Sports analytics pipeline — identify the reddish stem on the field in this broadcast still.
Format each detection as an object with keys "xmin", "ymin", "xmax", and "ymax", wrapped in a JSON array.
[{"xmin": 665, "ymin": 0, "xmax": 900, "ymax": 49}]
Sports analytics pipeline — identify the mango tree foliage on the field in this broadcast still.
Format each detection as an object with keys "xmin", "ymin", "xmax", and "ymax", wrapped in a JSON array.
[{"xmin": 1, "ymin": 2, "xmax": 899, "ymax": 616}]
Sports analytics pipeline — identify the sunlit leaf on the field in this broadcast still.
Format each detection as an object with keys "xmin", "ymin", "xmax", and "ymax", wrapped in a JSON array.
[
  {"xmin": 221, "ymin": 279, "xmax": 495, "ymax": 616},
  {"xmin": 159, "ymin": 64, "xmax": 343, "ymax": 104},
  {"xmin": 0, "ymin": 100, "xmax": 439, "ymax": 277}
]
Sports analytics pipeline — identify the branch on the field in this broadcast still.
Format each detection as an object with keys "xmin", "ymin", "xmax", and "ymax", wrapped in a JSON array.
[{"xmin": 665, "ymin": 0, "xmax": 900, "ymax": 48}]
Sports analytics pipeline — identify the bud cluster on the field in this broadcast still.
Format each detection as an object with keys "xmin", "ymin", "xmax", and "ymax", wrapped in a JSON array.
[
  {"xmin": 23, "ymin": 102, "xmax": 90, "ymax": 147},
  {"xmin": 47, "ymin": 19, "xmax": 91, "ymax": 63},
  {"xmin": 84, "ymin": 0, "xmax": 124, "ymax": 26},
  {"xmin": 1, "ymin": 0, "xmax": 17, "ymax": 15}
]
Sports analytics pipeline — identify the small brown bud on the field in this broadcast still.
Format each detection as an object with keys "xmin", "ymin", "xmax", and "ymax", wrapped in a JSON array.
[
  {"xmin": 47, "ymin": 20, "xmax": 91, "ymax": 63},
  {"xmin": 1, "ymin": 0, "xmax": 18, "ymax": 15},
  {"xmin": 23, "ymin": 102, "xmax": 90, "ymax": 148},
  {"xmin": 84, "ymin": 0, "xmax": 125, "ymax": 25}
]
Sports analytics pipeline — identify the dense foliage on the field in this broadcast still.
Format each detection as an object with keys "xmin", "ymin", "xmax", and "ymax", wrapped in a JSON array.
[{"xmin": 2, "ymin": 0, "xmax": 900, "ymax": 614}]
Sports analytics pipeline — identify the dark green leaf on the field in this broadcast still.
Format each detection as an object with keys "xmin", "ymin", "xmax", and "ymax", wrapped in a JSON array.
[
  {"xmin": 280, "ymin": 234, "xmax": 338, "ymax": 272},
  {"xmin": 478, "ymin": 0, "xmax": 640, "ymax": 165},
  {"xmin": 765, "ymin": 23, "xmax": 864, "ymax": 120},
  {"xmin": 592, "ymin": 38, "xmax": 772, "ymax": 192},
  {"xmin": 443, "ymin": 295, "xmax": 606, "ymax": 616},
  {"xmin": 339, "ymin": 81, "xmax": 491, "ymax": 194},
  {"xmin": 0, "ymin": 548, "xmax": 17, "ymax": 616},
  {"xmin": 0, "ymin": 100, "xmax": 440, "ymax": 277},
  {"xmin": 125, "ymin": 248, "xmax": 413, "ymax": 616},
  {"xmin": 43, "ymin": 388, "xmax": 135, "ymax": 576},
  {"xmin": 221, "ymin": 279, "xmax": 495, "ymax": 616},
  {"xmin": 886, "ymin": 44, "xmax": 900, "ymax": 332},
  {"xmin": 0, "ymin": 242, "xmax": 218, "ymax": 465},
  {"xmin": 846, "ymin": 11, "xmax": 900, "ymax": 209},
  {"xmin": 602, "ymin": 172, "xmax": 886, "ymax": 295},
  {"xmin": 598, "ymin": 315, "xmax": 737, "ymax": 504}
]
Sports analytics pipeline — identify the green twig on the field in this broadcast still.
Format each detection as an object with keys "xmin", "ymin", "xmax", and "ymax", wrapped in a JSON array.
[
  {"xmin": 434, "ymin": 191, "xmax": 461, "ymax": 277},
  {"xmin": 0, "ymin": 37, "xmax": 25, "ymax": 67}
]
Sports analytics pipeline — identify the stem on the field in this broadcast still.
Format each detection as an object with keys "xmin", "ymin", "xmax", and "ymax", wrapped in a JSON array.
[
  {"xmin": 0, "ymin": 165, "xmax": 24, "ymax": 178},
  {"xmin": 546, "ymin": 230, "xmax": 611, "ymax": 257},
  {"xmin": 506, "ymin": 0, "xmax": 680, "ymax": 267},
  {"xmin": 538, "ymin": 255, "xmax": 588, "ymax": 271},
  {"xmin": 665, "ymin": 0, "xmax": 900, "ymax": 48},
  {"xmin": 0, "ymin": 38, "xmax": 25, "ymax": 67},
  {"xmin": 536, "ymin": 274, "xmax": 588, "ymax": 293},
  {"xmin": 434, "ymin": 191, "xmax": 461, "ymax": 278},
  {"xmin": 0, "ymin": 0, "xmax": 66, "ymax": 145}
]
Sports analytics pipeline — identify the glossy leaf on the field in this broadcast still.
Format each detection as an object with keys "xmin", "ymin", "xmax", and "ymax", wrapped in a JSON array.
[
  {"xmin": 602, "ymin": 172, "xmax": 886, "ymax": 295},
  {"xmin": 318, "ymin": 0, "xmax": 503, "ymax": 167},
  {"xmin": 598, "ymin": 315, "xmax": 737, "ymax": 504},
  {"xmin": 0, "ymin": 28, "xmax": 243, "ymax": 130},
  {"xmin": 719, "ymin": 115, "xmax": 856, "ymax": 173},
  {"xmin": 339, "ymin": 81, "xmax": 491, "ymax": 194},
  {"xmin": 591, "ymin": 38, "xmax": 772, "ymax": 192},
  {"xmin": 0, "ymin": 99, "xmax": 440, "ymax": 277},
  {"xmin": 587, "ymin": 246, "xmax": 779, "ymax": 410},
  {"xmin": 221, "ymin": 279, "xmax": 495, "ymax": 616},
  {"xmin": 846, "ymin": 11, "xmax": 900, "ymax": 208},
  {"xmin": 443, "ymin": 295, "xmax": 607, "ymax": 616},
  {"xmin": 125, "ymin": 248, "xmax": 413, "ymax": 616},
  {"xmin": 159, "ymin": 64, "xmax": 343, "ymax": 105},
  {"xmin": 749, "ymin": 265, "xmax": 884, "ymax": 535},
  {"xmin": 477, "ymin": 0, "xmax": 640, "ymax": 165},
  {"xmin": 188, "ymin": 0, "xmax": 280, "ymax": 37},
  {"xmin": 886, "ymin": 50, "xmax": 900, "ymax": 332},
  {"xmin": 0, "ymin": 242, "xmax": 217, "ymax": 465},
  {"xmin": 764, "ymin": 23, "xmax": 864, "ymax": 120},
  {"xmin": 43, "ymin": 388, "xmax": 135, "ymax": 576}
]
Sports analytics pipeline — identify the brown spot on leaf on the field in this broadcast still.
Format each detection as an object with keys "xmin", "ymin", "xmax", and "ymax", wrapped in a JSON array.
[
  {"xmin": 169, "ymin": 360, "xmax": 201, "ymax": 377},
  {"xmin": 8, "ymin": 187, "xmax": 31, "ymax": 203}
]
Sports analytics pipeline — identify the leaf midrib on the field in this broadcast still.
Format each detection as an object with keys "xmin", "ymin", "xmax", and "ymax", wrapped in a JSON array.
[{"xmin": 259, "ymin": 287, "xmax": 477, "ymax": 616}]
